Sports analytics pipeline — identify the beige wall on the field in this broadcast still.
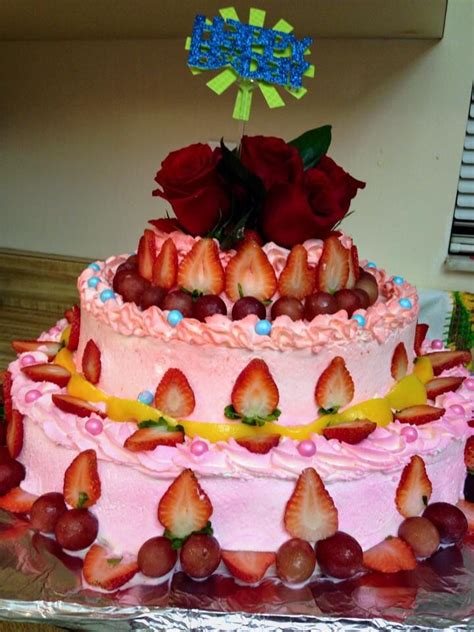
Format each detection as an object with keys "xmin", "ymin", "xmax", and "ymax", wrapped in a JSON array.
[{"xmin": 1, "ymin": 0, "xmax": 473, "ymax": 290}]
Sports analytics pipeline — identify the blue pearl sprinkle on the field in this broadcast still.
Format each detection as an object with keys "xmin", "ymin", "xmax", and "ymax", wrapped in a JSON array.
[
  {"xmin": 255, "ymin": 319, "xmax": 272, "ymax": 336},
  {"xmin": 168, "ymin": 310, "xmax": 184, "ymax": 327},
  {"xmin": 366, "ymin": 262, "xmax": 377, "ymax": 269},
  {"xmin": 87, "ymin": 276, "xmax": 101, "ymax": 289},
  {"xmin": 100, "ymin": 289, "xmax": 115, "ymax": 302},
  {"xmin": 393, "ymin": 276, "xmax": 404, "ymax": 285},
  {"xmin": 88, "ymin": 262, "xmax": 100, "ymax": 271},
  {"xmin": 399, "ymin": 298, "xmax": 412, "ymax": 309},
  {"xmin": 137, "ymin": 390, "xmax": 154, "ymax": 405},
  {"xmin": 351, "ymin": 314, "xmax": 366, "ymax": 327}
]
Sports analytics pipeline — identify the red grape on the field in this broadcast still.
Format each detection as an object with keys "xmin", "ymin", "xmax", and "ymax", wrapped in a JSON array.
[
  {"xmin": 398, "ymin": 517, "xmax": 440, "ymax": 558},
  {"xmin": 113, "ymin": 271, "xmax": 150, "ymax": 303},
  {"xmin": 271, "ymin": 297, "xmax": 304, "ymax": 321},
  {"xmin": 55, "ymin": 508, "xmax": 98, "ymax": 550},
  {"xmin": 0, "ymin": 447, "xmax": 13, "ymax": 464},
  {"xmin": 304, "ymin": 292, "xmax": 338, "ymax": 320},
  {"xmin": 334, "ymin": 289, "xmax": 362, "ymax": 317},
  {"xmin": 115, "ymin": 258, "xmax": 137, "ymax": 277},
  {"xmin": 315, "ymin": 531, "xmax": 363, "ymax": 579},
  {"xmin": 139, "ymin": 286, "xmax": 167, "ymax": 311},
  {"xmin": 352, "ymin": 288, "xmax": 370, "ymax": 309},
  {"xmin": 231, "ymin": 297, "xmax": 266, "ymax": 321},
  {"xmin": 276, "ymin": 538, "xmax": 316, "ymax": 583},
  {"xmin": 193, "ymin": 295, "xmax": 227, "ymax": 322},
  {"xmin": 422, "ymin": 502, "xmax": 468, "ymax": 544},
  {"xmin": 180, "ymin": 534, "xmax": 221, "ymax": 579},
  {"xmin": 126, "ymin": 254, "xmax": 138, "ymax": 267},
  {"xmin": 162, "ymin": 291, "xmax": 194, "ymax": 318},
  {"xmin": 355, "ymin": 271, "xmax": 378, "ymax": 305},
  {"xmin": 137, "ymin": 536, "xmax": 177, "ymax": 577},
  {"xmin": 30, "ymin": 492, "xmax": 67, "ymax": 534},
  {"xmin": 0, "ymin": 459, "xmax": 25, "ymax": 496}
]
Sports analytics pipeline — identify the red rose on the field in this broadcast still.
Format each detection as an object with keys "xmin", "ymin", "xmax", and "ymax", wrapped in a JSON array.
[
  {"xmin": 152, "ymin": 143, "xmax": 230, "ymax": 236},
  {"xmin": 240, "ymin": 135, "xmax": 304, "ymax": 191}
]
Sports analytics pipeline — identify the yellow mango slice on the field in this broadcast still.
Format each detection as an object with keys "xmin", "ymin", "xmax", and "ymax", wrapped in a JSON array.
[
  {"xmin": 106, "ymin": 397, "xmax": 164, "ymax": 423},
  {"xmin": 412, "ymin": 356, "xmax": 434, "ymax": 384},
  {"xmin": 60, "ymin": 325, "xmax": 71, "ymax": 346},
  {"xmin": 385, "ymin": 374, "xmax": 427, "ymax": 411},
  {"xmin": 54, "ymin": 348, "xmax": 77, "ymax": 374},
  {"xmin": 68, "ymin": 374, "xmax": 109, "ymax": 403},
  {"xmin": 338, "ymin": 398, "xmax": 393, "ymax": 426}
]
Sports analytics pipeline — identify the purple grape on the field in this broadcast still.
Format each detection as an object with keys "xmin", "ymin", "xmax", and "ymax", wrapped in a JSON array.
[
  {"xmin": 276, "ymin": 538, "xmax": 316, "ymax": 583},
  {"xmin": 162, "ymin": 291, "xmax": 194, "ymax": 318},
  {"xmin": 304, "ymin": 292, "xmax": 338, "ymax": 320},
  {"xmin": 113, "ymin": 271, "xmax": 150, "ymax": 303},
  {"xmin": 355, "ymin": 271, "xmax": 378, "ymax": 305},
  {"xmin": 422, "ymin": 502, "xmax": 468, "ymax": 544},
  {"xmin": 193, "ymin": 295, "xmax": 227, "ymax": 322},
  {"xmin": 232, "ymin": 297, "xmax": 266, "ymax": 321},
  {"xmin": 30, "ymin": 492, "xmax": 67, "ymax": 534},
  {"xmin": 137, "ymin": 536, "xmax": 177, "ymax": 577},
  {"xmin": 0, "ymin": 459, "xmax": 25, "ymax": 496},
  {"xmin": 55, "ymin": 509, "xmax": 98, "ymax": 550},
  {"xmin": 180, "ymin": 534, "xmax": 221, "ymax": 579},
  {"xmin": 315, "ymin": 531, "xmax": 363, "ymax": 579},
  {"xmin": 271, "ymin": 297, "xmax": 304, "ymax": 321},
  {"xmin": 334, "ymin": 289, "xmax": 362, "ymax": 317},
  {"xmin": 139, "ymin": 286, "xmax": 167, "ymax": 311},
  {"xmin": 352, "ymin": 288, "xmax": 370, "ymax": 309}
]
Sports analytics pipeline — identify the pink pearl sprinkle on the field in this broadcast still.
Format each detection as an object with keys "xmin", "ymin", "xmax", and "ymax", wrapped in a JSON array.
[
  {"xmin": 431, "ymin": 339, "xmax": 444, "ymax": 350},
  {"xmin": 24, "ymin": 389, "xmax": 41, "ymax": 403},
  {"xmin": 191, "ymin": 440, "xmax": 208, "ymax": 456},
  {"xmin": 21, "ymin": 354, "xmax": 37, "ymax": 367},
  {"xmin": 448, "ymin": 404, "xmax": 465, "ymax": 417},
  {"xmin": 85, "ymin": 418, "xmax": 103, "ymax": 436},
  {"xmin": 297, "ymin": 439, "xmax": 316, "ymax": 457},
  {"xmin": 401, "ymin": 426, "xmax": 418, "ymax": 443},
  {"xmin": 465, "ymin": 377, "xmax": 474, "ymax": 391}
]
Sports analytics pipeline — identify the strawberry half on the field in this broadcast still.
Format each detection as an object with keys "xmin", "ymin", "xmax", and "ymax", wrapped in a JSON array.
[
  {"xmin": 423, "ymin": 350, "xmax": 472, "ymax": 376},
  {"xmin": 225, "ymin": 240, "xmax": 277, "ymax": 302},
  {"xmin": 82, "ymin": 339, "xmax": 101, "ymax": 385},
  {"xmin": 6, "ymin": 410, "xmax": 24, "ymax": 459},
  {"xmin": 391, "ymin": 342, "xmax": 408, "ymax": 381},
  {"xmin": 11, "ymin": 340, "xmax": 62, "ymax": 360},
  {"xmin": 157, "ymin": 468, "xmax": 212, "ymax": 539},
  {"xmin": 51, "ymin": 394, "xmax": 105, "ymax": 419},
  {"xmin": 124, "ymin": 421, "xmax": 184, "ymax": 451},
  {"xmin": 64, "ymin": 307, "xmax": 74, "ymax": 323},
  {"xmin": 137, "ymin": 229, "xmax": 157, "ymax": 281},
  {"xmin": 346, "ymin": 244, "xmax": 360, "ymax": 288},
  {"xmin": 323, "ymin": 420, "xmax": 376, "ymax": 445},
  {"xmin": 394, "ymin": 405, "xmax": 445, "ymax": 425},
  {"xmin": 222, "ymin": 550, "xmax": 275, "ymax": 584},
  {"xmin": 465, "ymin": 436, "xmax": 474, "ymax": 473},
  {"xmin": 63, "ymin": 449, "xmax": 101, "ymax": 509},
  {"xmin": 236, "ymin": 434, "xmax": 281, "ymax": 454},
  {"xmin": 278, "ymin": 245, "xmax": 315, "ymax": 300},
  {"xmin": 21, "ymin": 363, "xmax": 71, "ymax": 388},
  {"xmin": 284, "ymin": 467, "xmax": 338, "ymax": 542},
  {"xmin": 395, "ymin": 455, "xmax": 432, "ymax": 518},
  {"xmin": 2, "ymin": 371, "xmax": 13, "ymax": 424},
  {"xmin": 0, "ymin": 487, "xmax": 37, "ymax": 513},
  {"xmin": 456, "ymin": 500, "xmax": 474, "ymax": 532},
  {"xmin": 152, "ymin": 237, "xmax": 178, "ymax": 290},
  {"xmin": 363, "ymin": 537, "xmax": 416, "ymax": 573},
  {"xmin": 315, "ymin": 356, "xmax": 354, "ymax": 413},
  {"xmin": 67, "ymin": 305, "xmax": 81, "ymax": 351},
  {"xmin": 177, "ymin": 238, "xmax": 225, "ymax": 295},
  {"xmin": 425, "ymin": 376, "xmax": 464, "ymax": 400},
  {"xmin": 316, "ymin": 235, "xmax": 350, "ymax": 293},
  {"xmin": 414, "ymin": 323, "xmax": 429, "ymax": 355},
  {"xmin": 231, "ymin": 359, "xmax": 279, "ymax": 421},
  {"xmin": 83, "ymin": 544, "xmax": 138, "ymax": 591},
  {"xmin": 154, "ymin": 368, "xmax": 195, "ymax": 418}
]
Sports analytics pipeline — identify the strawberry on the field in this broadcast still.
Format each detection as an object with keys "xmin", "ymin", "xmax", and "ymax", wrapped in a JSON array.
[
  {"xmin": 425, "ymin": 376, "xmax": 464, "ymax": 400},
  {"xmin": 316, "ymin": 235, "xmax": 350, "ymax": 293},
  {"xmin": 11, "ymin": 339, "xmax": 62, "ymax": 360},
  {"xmin": 137, "ymin": 229, "xmax": 157, "ymax": 281},
  {"xmin": 82, "ymin": 339, "xmax": 101, "ymax": 385},
  {"xmin": 83, "ymin": 544, "xmax": 138, "ymax": 591},
  {"xmin": 154, "ymin": 369, "xmax": 195, "ymax": 418},
  {"xmin": 236, "ymin": 434, "xmax": 281, "ymax": 454},
  {"xmin": 67, "ymin": 305, "xmax": 81, "ymax": 351},
  {"xmin": 64, "ymin": 307, "xmax": 75, "ymax": 323},
  {"xmin": 423, "ymin": 350, "xmax": 472, "ymax": 376},
  {"xmin": 323, "ymin": 420, "xmax": 376, "ymax": 445},
  {"xmin": 278, "ymin": 245, "xmax": 315, "ymax": 300},
  {"xmin": 346, "ymin": 245, "xmax": 360, "ymax": 288},
  {"xmin": 2, "ymin": 371, "xmax": 13, "ymax": 423},
  {"xmin": 394, "ymin": 405, "xmax": 445, "ymax": 425},
  {"xmin": 315, "ymin": 356, "xmax": 354, "ymax": 413},
  {"xmin": 21, "ymin": 363, "xmax": 71, "ymax": 388},
  {"xmin": 414, "ymin": 323, "xmax": 429, "ymax": 355},
  {"xmin": 395, "ymin": 455, "xmax": 432, "ymax": 518},
  {"xmin": 465, "ymin": 436, "xmax": 474, "ymax": 473},
  {"xmin": 391, "ymin": 342, "xmax": 408, "ymax": 381},
  {"xmin": 124, "ymin": 422, "xmax": 184, "ymax": 451},
  {"xmin": 237, "ymin": 229, "xmax": 264, "ymax": 250},
  {"xmin": 284, "ymin": 467, "xmax": 338, "ymax": 542},
  {"xmin": 231, "ymin": 359, "xmax": 279, "ymax": 421},
  {"xmin": 363, "ymin": 537, "xmax": 416, "ymax": 573},
  {"xmin": 63, "ymin": 449, "xmax": 101, "ymax": 509},
  {"xmin": 157, "ymin": 468, "xmax": 212, "ymax": 539},
  {"xmin": 51, "ymin": 394, "xmax": 105, "ymax": 419},
  {"xmin": 225, "ymin": 241, "xmax": 277, "ymax": 302},
  {"xmin": 222, "ymin": 550, "xmax": 275, "ymax": 584},
  {"xmin": 456, "ymin": 500, "xmax": 474, "ymax": 532},
  {"xmin": 0, "ymin": 487, "xmax": 37, "ymax": 513},
  {"xmin": 152, "ymin": 237, "xmax": 178, "ymax": 290},
  {"xmin": 177, "ymin": 238, "xmax": 225, "ymax": 295},
  {"xmin": 6, "ymin": 410, "xmax": 24, "ymax": 459}
]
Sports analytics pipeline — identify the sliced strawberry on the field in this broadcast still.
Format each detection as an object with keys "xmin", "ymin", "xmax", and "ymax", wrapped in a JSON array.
[
  {"xmin": 83, "ymin": 544, "xmax": 138, "ymax": 591},
  {"xmin": 425, "ymin": 376, "xmax": 464, "ymax": 400},
  {"xmin": 278, "ymin": 245, "xmax": 315, "ymax": 300},
  {"xmin": 284, "ymin": 467, "xmax": 338, "ymax": 542},
  {"xmin": 137, "ymin": 229, "xmax": 157, "ymax": 281},
  {"xmin": 148, "ymin": 217, "xmax": 181, "ymax": 233},
  {"xmin": 316, "ymin": 235, "xmax": 350, "ymax": 293},
  {"xmin": 225, "ymin": 240, "xmax": 277, "ymax": 302},
  {"xmin": 237, "ymin": 229, "xmax": 264, "ymax": 250},
  {"xmin": 2, "ymin": 371, "xmax": 13, "ymax": 423},
  {"xmin": 152, "ymin": 237, "xmax": 178, "ymax": 290},
  {"xmin": 395, "ymin": 455, "xmax": 432, "ymax": 518},
  {"xmin": 124, "ymin": 423, "xmax": 184, "ymax": 451},
  {"xmin": 11, "ymin": 340, "xmax": 62, "ymax": 361},
  {"xmin": 323, "ymin": 420, "xmax": 376, "ymax": 445},
  {"xmin": 177, "ymin": 238, "xmax": 225, "ymax": 295},
  {"xmin": 315, "ymin": 356, "xmax": 354, "ymax": 412},
  {"xmin": 465, "ymin": 436, "xmax": 474, "ymax": 473},
  {"xmin": 157, "ymin": 468, "xmax": 212, "ymax": 539},
  {"xmin": 64, "ymin": 307, "xmax": 74, "ymax": 323},
  {"xmin": 231, "ymin": 359, "xmax": 279, "ymax": 420},
  {"xmin": 154, "ymin": 368, "xmax": 195, "ymax": 418},
  {"xmin": 6, "ymin": 410, "xmax": 23, "ymax": 459},
  {"xmin": 63, "ymin": 449, "xmax": 101, "ymax": 509},
  {"xmin": 51, "ymin": 394, "xmax": 105, "ymax": 419},
  {"xmin": 363, "ymin": 537, "xmax": 416, "ymax": 573},
  {"xmin": 395, "ymin": 404, "xmax": 445, "ymax": 425},
  {"xmin": 414, "ymin": 323, "xmax": 429, "ymax": 355},
  {"xmin": 21, "ymin": 363, "xmax": 71, "ymax": 388},
  {"xmin": 67, "ymin": 305, "xmax": 81, "ymax": 351},
  {"xmin": 423, "ymin": 350, "xmax": 472, "ymax": 376},
  {"xmin": 456, "ymin": 500, "xmax": 474, "ymax": 532},
  {"xmin": 0, "ymin": 487, "xmax": 37, "ymax": 513},
  {"xmin": 222, "ymin": 550, "xmax": 275, "ymax": 584},
  {"xmin": 391, "ymin": 342, "xmax": 408, "ymax": 381},
  {"xmin": 82, "ymin": 339, "xmax": 101, "ymax": 385},
  {"xmin": 236, "ymin": 434, "xmax": 281, "ymax": 454},
  {"xmin": 346, "ymin": 244, "xmax": 360, "ymax": 288}
]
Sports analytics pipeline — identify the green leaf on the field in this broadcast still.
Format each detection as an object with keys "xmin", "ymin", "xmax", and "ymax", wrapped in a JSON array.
[
  {"xmin": 164, "ymin": 522, "xmax": 214, "ymax": 550},
  {"xmin": 238, "ymin": 283, "xmax": 244, "ymax": 299},
  {"xmin": 180, "ymin": 287, "xmax": 203, "ymax": 300},
  {"xmin": 107, "ymin": 557, "xmax": 122, "ymax": 567},
  {"xmin": 77, "ymin": 492, "xmax": 89, "ymax": 509},
  {"xmin": 265, "ymin": 408, "xmax": 281, "ymax": 422},
  {"xmin": 289, "ymin": 125, "xmax": 332, "ymax": 170},
  {"xmin": 138, "ymin": 418, "xmax": 169, "ymax": 430},
  {"xmin": 224, "ymin": 405, "xmax": 241, "ymax": 420},
  {"xmin": 318, "ymin": 406, "xmax": 339, "ymax": 416},
  {"xmin": 241, "ymin": 416, "xmax": 266, "ymax": 427}
]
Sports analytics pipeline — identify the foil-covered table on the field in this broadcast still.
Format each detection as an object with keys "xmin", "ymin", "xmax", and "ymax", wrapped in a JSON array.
[{"xmin": 0, "ymin": 512, "xmax": 472, "ymax": 630}]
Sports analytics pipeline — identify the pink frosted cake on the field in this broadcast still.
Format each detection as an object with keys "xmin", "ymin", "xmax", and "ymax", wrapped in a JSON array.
[{"xmin": 1, "ymin": 133, "xmax": 474, "ymax": 590}]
